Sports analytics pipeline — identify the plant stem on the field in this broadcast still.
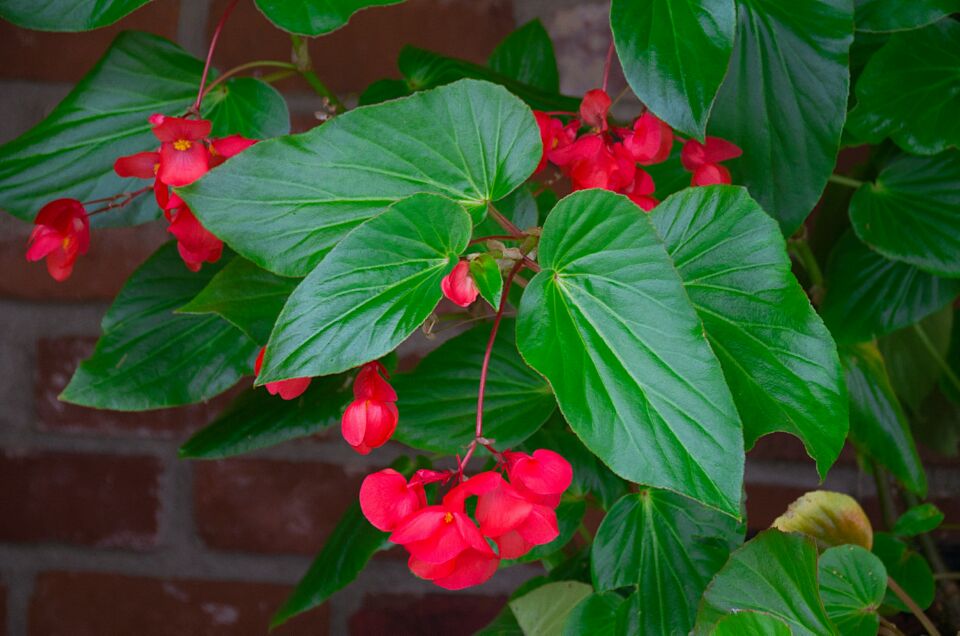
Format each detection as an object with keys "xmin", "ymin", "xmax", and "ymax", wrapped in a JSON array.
[
  {"xmin": 468, "ymin": 234, "xmax": 520, "ymax": 246},
  {"xmin": 872, "ymin": 461, "xmax": 899, "ymax": 530},
  {"xmin": 601, "ymin": 40, "xmax": 615, "ymax": 93},
  {"xmin": 888, "ymin": 576, "xmax": 942, "ymax": 636},
  {"xmin": 202, "ymin": 60, "xmax": 298, "ymax": 97},
  {"xmin": 192, "ymin": 0, "xmax": 239, "ymax": 114},
  {"xmin": 828, "ymin": 173, "xmax": 865, "ymax": 189},
  {"xmin": 788, "ymin": 237, "xmax": 824, "ymax": 289},
  {"xmin": 290, "ymin": 34, "xmax": 345, "ymax": 111},
  {"xmin": 85, "ymin": 186, "xmax": 152, "ymax": 216},
  {"xmin": 911, "ymin": 323, "xmax": 960, "ymax": 396},
  {"xmin": 487, "ymin": 203, "xmax": 523, "ymax": 237},
  {"xmin": 935, "ymin": 573, "xmax": 960, "ymax": 581},
  {"xmin": 879, "ymin": 616, "xmax": 907, "ymax": 636}
]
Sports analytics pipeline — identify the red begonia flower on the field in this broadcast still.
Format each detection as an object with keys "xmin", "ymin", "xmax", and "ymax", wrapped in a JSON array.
[
  {"xmin": 114, "ymin": 151, "xmax": 160, "ymax": 179},
  {"xmin": 621, "ymin": 112, "xmax": 673, "ymax": 165},
  {"xmin": 551, "ymin": 135, "xmax": 636, "ymax": 191},
  {"xmin": 408, "ymin": 545, "xmax": 499, "ymax": 590},
  {"xmin": 25, "ymin": 198, "xmax": 90, "ymax": 282},
  {"xmin": 342, "ymin": 398, "xmax": 399, "ymax": 455},
  {"xmin": 152, "ymin": 115, "xmax": 212, "ymax": 187},
  {"xmin": 691, "ymin": 163, "xmax": 732, "ymax": 186},
  {"xmin": 533, "ymin": 112, "xmax": 578, "ymax": 173},
  {"xmin": 680, "ymin": 137, "xmax": 741, "ymax": 170},
  {"xmin": 474, "ymin": 475, "xmax": 560, "ymax": 559},
  {"xmin": 580, "ymin": 89, "xmax": 611, "ymax": 131},
  {"xmin": 353, "ymin": 361, "xmax": 397, "ymax": 402},
  {"xmin": 504, "ymin": 449, "xmax": 573, "ymax": 507},
  {"xmin": 253, "ymin": 346, "xmax": 312, "ymax": 400},
  {"xmin": 209, "ymin": 135, "xmax": 257, "ymax": 168},
  {"xmin": 441, "ymin": 260, "xmax": 479, "ymax": 307},
  {"xmin": 624, "ymin": 169, "xmax": 658, "ymax": 211},
  {"xmin": 359, "ymin": 468, "xmax": 427, "ymax": 532},
  {"xmin": 166, "ymin": 207, "xmax": 223, "ymax": 272}
]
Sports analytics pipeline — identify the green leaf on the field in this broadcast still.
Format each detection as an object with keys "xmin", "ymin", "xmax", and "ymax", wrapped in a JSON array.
[
  {"xmin": 204, "ymin": 77, "xmax": 290, "ymax": 140},
  {"xmin": 848, "ymin": 22, "xmax": 960, "ymax": 154},
  {"xmin": 180, "ymin": 79, "xmax": 539, "ymax": 276},
  {"xmin": 893, "ymin": 503, "xmax": 944, "ymax": 536},
  {"xmin": 610, "ymin": 0, "xmax": 735, "ymax": 138},
  {"xmin": 253, "ymin": 0, "xmax": 404, "ymax": 35},
  {"xmin": 694, "ymin": 529, "xmax": 837, "ymax": 636},
  {"xmin": 592, "ymin": 489, "xmax": 744, "ymax": 635},
  {"xmin": 848, "ymin": 151, "xmax": 960, "ymax": 277},
  {"xmin": 358, "ymin": 78, "xmax": 410, "ymax": 106},
  {"xmin": 708, "ymin": 0, "xmax": 854, "ymax": 233},
  {"xmin": 475, "ymin": 606, "xmax": 523, "ymax": 636},
  {"xmin": 476, "ymin": 186, "xmax": 540, "ymax": 238},
  {"xmin": 392, "ymin": 321, "xmax": 555, "ymax": 454},
  {"xmin": 822, "ymin": 232, "xmax": 960, "ymax": 344},
  {"xmin": 0, "ymin": 31, "xmax": 289, "ymax": 228},
  {"xmin": 854, "ymin": 0, "xmax": 960, "ymax": 32},
  {"xmin": 517, "ymin": 189, "xmax": 744, "ymax": 516},
  {"xmin": 0, "ymin": 0, "xmax": 150, "ymax": 30},
  {"xmin": 878, "ymin": 306, "xmax": 953, "ymax": 412},
  {"xmin": 872, "ymin": 532, "xmax": 935, "ymax": 612},
  {"xmin": 841, "ymin": 343, "xmax": 927, "ymax": 495},
  {"xmin": 178, "ymin": 376, "xmax": 350, "ymax": 459},
  {"xmin": 561, "ymin": 593, "xmax": 623, "ymax": 636},
  {"xmin": 651, "ymin": 186, "xmax": 847, "ymax": 477},
  {"xmin": 399, "ymin": 47, "xmax": 582, "ymax": 113},
  {"xmin": 818, "ymin": 545, "xmax": 887, "ymax": 636},
  {"xmin": 260, "ymin": 193, "xmax": 470, "ymax": 382},
  {"xmin": 772, "ymin": 490, "xmax": 874, "ymax": 551},
  {"xmin": 711, "ymin": 612, "xmax": 791, "ymax": 636},
  {"xmin": 60, "ymin": 243, "xmax": 256, "ymax": 410},
  {"xmin": 177, "ymin": 256, "xmax": 299, "ymax": 345},
  {"xmin": 508, "ymin": 581, "xmax": 593, "ymax": 636},
  {"xmin": 470, "ymin": 255, "xmax": 504, "ymax": 311},
  {"xmin": 489, "ymin": 19, "xmax": 559, "ymax": 93}
]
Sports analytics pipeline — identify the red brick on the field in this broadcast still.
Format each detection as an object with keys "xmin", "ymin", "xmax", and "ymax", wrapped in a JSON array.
[
  {"xmin": 29, "ymin": 571, "xmax": 327, "ymax": 636},
  {"xmin": 36, "ymin": 337, "xmax": 237, "ymax": 439},
  {"xmin": 209, "ymin": 0, "xmax": 514, "ymax": 95},
  {"xmin": 349, "ymin": 593, "xmax": 505, "ymax": 635},
  {"xmin": 0, "ymin": 2, "xmax": 180, "ymax": 82},
  {"xmin": 0, "ymin": 451, "xmax": 160, "ymax": 548},
  {"xmin": 193, "ymin": 459, "xmax": 361, "ymax": 554},
  {"xmin": 0, "ymin": 218, "xmax": 167, "ymax": 301}
]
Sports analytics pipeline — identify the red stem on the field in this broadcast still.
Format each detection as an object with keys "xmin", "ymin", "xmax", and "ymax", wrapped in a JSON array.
[
  {"xmin": 468, "ymin": 234, "xmax": 520, "ymax": 246},
  {"xmin": 86, "ymin": 186, "xmax": 151, "ymax": 216},
  {"xmin": 487, "ymin": 204, "xmax": 524, "ymax": 237},
  {"xmin": 192, "ymin": 0, "xmax": 240, "ymax": 114},
  {"xmin": 602, "ymin": 40, "xmax": 615, "ymax": 93}
]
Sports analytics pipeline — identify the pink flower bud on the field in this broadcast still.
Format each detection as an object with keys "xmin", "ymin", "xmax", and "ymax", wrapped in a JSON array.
[
  {"xmin": 25, "ymin": 198, "xmax": 90, "ymax": 282},
  {"xmin": 341, "ymin": 398, "xmax": 399, "ymax": 455},
  {"xmin": 440, "ymin": 260, "xmax": 479, "ymax": 307},
  {"xmin": 579, "ymin": 88, "xmax": 612, "ymax": 131}
]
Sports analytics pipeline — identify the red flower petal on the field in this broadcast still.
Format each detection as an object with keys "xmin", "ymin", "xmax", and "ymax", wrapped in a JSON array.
[
  {"xmin": 353, "ymin": 361, "xmax": 397, "ymax": 401},
  {"xmin": 508, "ymin": 449, "xmax": 573, "ymax": 496},
  {"xmin": 440, "ymin": 260, "xmax": 479, "ymax": 307},
  {"xmin": 579, "ymin": 89, "xmax": 611, "ymax": 131},
  {"xmin": 475, "ymin": 481, "xmax": 534, "ymax": 537},
  {"xmin": 158, "ymin": 140, "xmax": 210, "ymax": 187},
  {"xmin": 114, "ymin": 151, "xmax": 160, "ymax": 179},
  {"xmin": 691, "ymin": 163, "xmax": 732, "ymax": 186},
  {"xmin": 360, "ymin": 468, "xmax": 425, "ymax": 532},
  {"xmin": 429, "ymin": 548, "xmax": 499, "ymax": 590},
  {"xmin": 152, "ymin": 116, "xmax": 212, "ymax": 143}
]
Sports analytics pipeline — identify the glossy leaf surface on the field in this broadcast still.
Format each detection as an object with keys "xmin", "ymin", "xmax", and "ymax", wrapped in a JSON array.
[
  {"xmin": 818, "ymin": 545, "xmax": 887, "ymax": 636},
  {"xmin": 488, "ymin": 19, "xmax": 559, "ymax": 93},
  {"xmin": 253, "ymin": 0, "xmax": 404, "ymax": 35},
  {"xmin": 0, "ymin": 0, "xmax": 150, "ymax": 30}
]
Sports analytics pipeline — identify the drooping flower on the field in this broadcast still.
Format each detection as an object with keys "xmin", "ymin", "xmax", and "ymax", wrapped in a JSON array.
[
  {"xmin": 25, "ymin": 198, "xmax": 90, "ymax": 282},
  {"xmin": 579, "ymin": 89, "xmax": 611, "ymax": 131},
  {"xmin": 151, "ymin": 115, "xmax": 212, "ymax": 187},
  {"xmin": 503, "ymin": 449, "xmax": 574, "ymax": 508},
  {"xmin": 550, "ymin": 135, "xmax": 635, "ymax": 191},
  {"xmin": 621, "ymin": 112, "xmax": 673, "ymax": 165},
  {"xmin": 681, "ymin": 137, "xmax": 742, "ymax": 186},
  {"xmin": 359, "ymin": 468, "xmax": 427, "ymax": 532},
  {"xmin": 166, "ymin": 207, "xmax": 223, "ymax": 272},
  {"xmin": 475, "ymin": 477, "xmax": 559, "ymax": 559},
  {"xmin": 341, "ymin": 361, "xmax": 399, "ymax": 454},
  {"xmin": 253, "ymin": 346, "xmax": 312, "ymax": 400},
  {"xmin": 533, "ymin": 112, "xmax": 578, "ymax": 173},
  {"xmin": 441, "ymin": 260, "xmax": 480, "ymax": 308}
]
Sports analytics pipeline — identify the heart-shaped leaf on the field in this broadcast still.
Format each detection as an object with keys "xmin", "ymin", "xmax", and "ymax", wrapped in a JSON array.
[
  {"xmin": 253, "ymin": 0, "xmax": 405, "ymax": 35},
  {"xmin": 205, "ymin": 77, "xmax": 290, "ymax": 140},
  {"xmin": 818, "ymin": 545, "xmax": 887, "ymax": 636},
  {"xmin": 489, "ymin": 19, "xmax": 559, "ymax": 93},
  {"xmin": 708, "ymin": 0, "xmax": 854, "ymax": 232},
  {"xmin": 651, "ymin": 186, "xmax": 847, "ymax": 477},
  {"xmin": 611, "ymin": 0, "xmax": 736, "ymax": 138},
  {"xmin": 0, "ymin": 0, "xmax": 150, "ymax": 30},
  {"xmin": 695, "ymin": 529, "xmax": 837, "ymax": 636},
  {"xmin": 391, "ymin": 321, "xmax": 555, "ymax": 453},
  {"xmin": 60, "ymin": 243, "xmax": 256, "ymax": 410},
  {"xmin": 592, "ymin": 489, "xmax": 744, "ymax": 634},
  {"xmin": 260, "ymin": 193, "xmax": 471, "ymax": 382},
  {"xmin": 180, "ymin": 79, "xmax": 540, "ymax": 276},
  {"xmin": 822, "ymin": 232, "xmax": 960, "ymax": 344},
  {"xmin": 848, "ymin": 151, "xmax": 960, "ymax": 277},
  {"xmin": 517, "ymin": 189, "xmax": 744, "ymax": 516}
]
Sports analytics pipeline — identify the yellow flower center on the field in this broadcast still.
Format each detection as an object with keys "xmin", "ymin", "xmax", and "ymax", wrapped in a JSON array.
[
  {"xmin": 62, "ymin": 235, "xmax": 73, "ymax": 250},
  {"xmin": 443, "ymin": 512, "xmax": 454, "ymax": 524},
  {"xmin": 173, "ymin": 139, "xmax": 192, "ymax": 151}
]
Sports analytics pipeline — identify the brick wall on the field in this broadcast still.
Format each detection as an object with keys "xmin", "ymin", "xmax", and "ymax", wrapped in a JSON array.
[{"xmin": 1, "ymin": 1, "xmax": 957, "ymax": 635}]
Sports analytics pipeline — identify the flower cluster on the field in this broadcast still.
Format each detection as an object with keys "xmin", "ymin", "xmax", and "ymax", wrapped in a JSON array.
[
  {"xmin": 360, "ymin": 449, "xmax": 573, "ymax": 589},
  {"xmin": 25, "ymin": 198, "xmax": 90, "ymax": 281},
  {"xmin": 535, "ymin": 89, "xmax": 741, "ymax": 210},
  {"xmin": 114, "ymin": 115, "xmax": 255, "ymax": 271}
]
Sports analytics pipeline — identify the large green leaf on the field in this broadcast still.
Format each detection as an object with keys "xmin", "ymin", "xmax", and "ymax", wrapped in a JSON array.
[
  {"xmin": 694, "ymin": 530, "xmax": 837, "ymax": 636},
  {"xmin": 253, "ymin": 0, "xmax": 404, "ymax": 35},
  {"xmin": 878, "ymin": 306, "xmax": 953, "ymax": 412},
  {"xmin": 651, "ymin": 186, "xmax": 847, "ymax": 476},
  {"xmin": 610, "ymin": 0, "xmax": 736, "ymax": 138},
  {"xmin": 509, "ymin": 581, "xmax": 593, "ymax": 636},
  {"xmin": 592, "ymin": 490, "xmax": 744, "ymax": 635},
  {"xmin": 178, "ymin": 376, "xmax": 349, "ymax": 459},
  {"xmin": 562, "ymin": 593, "xmax": 622, "ymax": 636},
  {"xmin": 854, "ymin": 0, "xmax": 960, "ymax": 32},
  {"xmin": 0, "ymin": 0, "xmax": 150, "ymax": 30},
  {"xmin": 178, "ymin": 256, "xmax": 299, "ymax": 345},
  {"xmin": 60, "ymin": 243, "xmax": 256, "ymax": 410},
  {"xmin": 0, "ymin": 31, "xmax": 289, "ymax": 228},
  {"xmin": 822, "ymin": 232, "xmax": 960, "ymax": 344},
  {"xmin": 708, "ymin": 0, "xmax": 854, "ymax": 232},
  {"xmin": 398, "ymin": 47, "xmax": 582, "ymax": 113},
  {"xmin": 180, "ymin": 79, "xmax": 539, "ymax": 276},
  {"xmin": 847, "ymin": 22, "xmax": 960, "ymax": 154},
  {"xmin": 488, "ymin": 19, "xmax": 559, "ymax": 93},
  {"xmin": 848, "ymin": 151, "xmax": 960, "ymax": 277},
  {"xmin": 872, "ymin": 532, "xmax": 935, "ymax": 612},
  {"xmin": 259, "ymin": 193, "xmax": 471, "ymax": 382},
  {"xmin": 516, "ymin": 189, "xmax": 744, "ymax": 517},
  {"xmin": 391, "ymin": 322, "xmax": 555, "ymax": 454},
  {"xmin": 711, "ymin": 612, "xmax": 791, "ymax": 636},
  {"xmin": 841, "ymin": 343, "xmax": 927, "ymax": 495},
  {"xmin": 818, "ymin": 545, "xmax": 887, "ymax": 636}
]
